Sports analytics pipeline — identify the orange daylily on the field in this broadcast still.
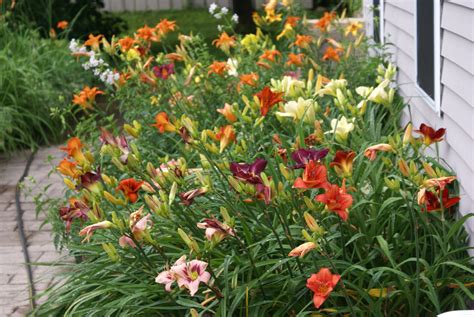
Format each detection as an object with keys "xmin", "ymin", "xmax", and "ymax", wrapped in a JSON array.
[
  {"xmin": 306, "ymin": 268, "xmax": 341, "ymax": 308},
  {"xmin": 117, "ymin": 178, "xmax": 144, "ymax": 203},
  {"xmin": 259, "ymin": 49, "xmax": 281, "ymax": 63},
  {"xmin": 151, "ymin": 112, "xmax": 176, "ymax": 133},
  {"xmin": 136, "ymin": 25, "xmax": 160, "ymax": 42},
  {"xmin": 314, "ymin": 11, "xmax": 336, "ymax": 32},
  {"xmin": 57, "ymin": 158, "xmax": 81, "ymax": 179},
  {"xmin": 254, "ymin": 86, "xmax": 284, "ymax": 116},
  {"xmin": 238, "ymin": 73, "xmax": 259, "ymax": 90},
  {"xmin": 293, "ymin": 160, "xmax": 328, "ymax": 189},
  {"xmin": 155, "ymin": 19, "xmax": 177, "ymax": 36},
  {"xmin": 316, "ymin": 180, "xmax": 352, "ymax": 221},
  {"xmin": 84, "ymin": 33, "xmax": 103, "ymax": 50},
  {"xmin": 72, "ymin": 86, "xmax": 104, "ymax": 110},
  {"xmin": 423, "ymin": 176, "xmax": 456, "ymax": 190},
  {"xmin": 293, "ymin": 34, "xmax": 313, "ymax": 49},
  {"xmin": 57, "ymin": 20, "xmax": 68, "ymax": 30},
  {"xmin": 330, "ymin": 150, "xmax": 356, "ymax": 177},
  {"xmin": 286, "ymin": 16, "xmax": 301, "ymax": 27},
  {"xmin": 216, "ymin": 125, "xmax": 236, "ymax": 153},
  {"xmin": 118, "ymin": 36, "xmax": 136, "ymax": 52},
  {"xmin": 322, "ymin": 46, "xmax": 344, "ymax": 62},
  {"xmin": 60, "ymin": 137, "xmax": 86, "ymax": 164},
  {"xmin": 208, "ymin": 61, "xmax": 229, "ymax": 76},
  {"xmin": 286, "ymin": 53, "xmax": 305, "ymax": 67},
  {"xmin": 364, "ymin": 143, "xmax": 393, "ymax": 160},
  {"xmin": 212, "ymin": 32, "xmax": 236, "ymax": 54},
  {"xmin": 217, "ymin": 103, "xmax": 237, "ymax": 123}
]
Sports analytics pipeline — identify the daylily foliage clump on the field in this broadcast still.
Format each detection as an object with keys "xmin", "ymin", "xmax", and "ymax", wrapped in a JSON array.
[{"xmin": 37, "ymin": 1, "xmax": 472, "ymax": 316}]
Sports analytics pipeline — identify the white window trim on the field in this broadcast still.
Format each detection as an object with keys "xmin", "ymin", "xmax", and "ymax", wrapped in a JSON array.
[
  {"xmin": 379, "ymin": 0, "xmax": 384, "ymax": 45},
  {"xmin": 414, "ymin": 0, "xmax": 442, "ymax": 115}
]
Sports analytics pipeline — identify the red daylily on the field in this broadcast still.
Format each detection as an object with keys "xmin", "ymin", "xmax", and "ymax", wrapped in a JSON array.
[
  {"xmin": 117, "ymin": 178, "xmax": 144, "ymax": 203},
  {"xmin": 153, "ymin": 63, "xmax": 175, "ymax": 79},
  {"xmin": 415, "ymin": 123, "xmax": 446, "ymax": 145},
  {"xmin": 316, "ymin": 180, "xmax": 352, "ymax": 221},
  {"xmin": 59, "ymin": 198, "xmax": 89, "ymax": 232},
  {"xmin": 254, "ymin": 86, "xmax": 284, "ymax": 116},
  {"xmin": 306, "ymin": 268, "xmax": 341, "ymax": 308},
  {"xmin": 330, "ymin": 150, "xmax": 356, "ymax": 177},
  {"xmin": 419, "ymin": 188, "xmax": 460, "ymax": 212},
  {"xmin": 293, "ymin": 160, "xmax": 328, "ymax": 189}
]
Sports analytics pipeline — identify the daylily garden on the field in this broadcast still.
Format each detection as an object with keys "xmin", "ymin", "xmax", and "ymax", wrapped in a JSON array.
[{"xmin": 27, "ymin": 1, "xmax": 473, "ymax": 316}]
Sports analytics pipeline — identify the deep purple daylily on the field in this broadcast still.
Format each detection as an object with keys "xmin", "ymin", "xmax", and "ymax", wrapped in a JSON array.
[
  {"xmin": 78, "ymin": 169, "xmax": 102, "ymax": 193},
  {"xmin": 153, "ymin": 63, "xmax": 175, "ymax": 80},
  {"xmin": 291, "ymin": 148, "xmax": 329, "ymax": 169},
  {"xmin": 229, "ymin": 158, "xmax": 267, "ymax": 184}
]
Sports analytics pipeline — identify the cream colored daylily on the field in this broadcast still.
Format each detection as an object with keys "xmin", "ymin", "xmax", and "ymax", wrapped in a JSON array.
[
  {"xmin": 367, "ymin": 79, "xmax": 394, "ymax": 106},
  {"xmin": 226, "ymin": 58, "xmax": 238, "ymax": 77},
  {"xmin": 325, "ymin": 116, "xmax": 355, "ymax": 142},
  {"xmin": 276, "ymin": 97, "xmax": 317, "ymax": 123},
  {"xmin": 317, "ymin": 79, "xmax": 347, "ymax": 97},
  {"xmin": 270, "ymin": 75, "xmax": 305, "ymax": 98}
]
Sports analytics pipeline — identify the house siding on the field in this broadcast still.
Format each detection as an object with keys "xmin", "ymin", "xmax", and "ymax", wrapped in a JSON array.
[{"xmin": 380, "ymin": 0, "xmax": 474, "ymax": 243}]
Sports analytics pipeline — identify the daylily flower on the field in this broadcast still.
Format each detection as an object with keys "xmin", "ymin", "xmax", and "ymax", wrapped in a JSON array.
[
  {"xmin": 285, "ymin": 16, "xmax": 301, "ymax": 27},
  {"xmin": 259, "ymin": 49, "xmax": 281, "ymax": 63},
  {"xmin": 276, "ymin": 97, "xmax": 317, "ymax": 123},
  {"xmin": 208, "ymin": 61, "xmax": 229, "ymax": 76},
  {"xmin": 286, "ymin": 53, "xmax": 305, "ymax": 67},
  {"xmin": 226, "ymin": 58, "xmax": 239, "ymax": 77},
  {"xmin": 364, "ymin": 143, "xmax": 393, "ymax": 160},
  {"xmin": 215, "ymin": 125, "xmax": 236, "ymax": 153},
  {"xmin": 326, "ymin": 117, "xmax": 355, "ymax": 142},
  {"xmin": 119, "ymin": 235, "xmax": 137, "ymax": 248},
  {"xmin": 99, "ymin": 128, "xmax": 130, "ymax": 163},
  {"xmin": 156, "ymin": 255, "xmax": 187, "ymax": 292},
  {"xmin": 212, "ymin": 32, "xmax": 236, "ymax": 54},
  {"xmin": 217, "ymin": 103, "xmax": 237, "ymax": 122},
  {"xmin": 293, "ymin": 160, "xmax": 328, "ymax": 189},
  {"xmin": 155, "ymin": 19, "xmax": 177, "ymax": 36},
  {"xmin": 152, "ymin": 112, "xmax": 176, "ymax": 133},
  {"xmin": 57, "ymin": 158, "xmax": 81, "ymax": 179},
  {"xmin": 197, "ymin": 218, "xmax": 235, "ymax": 242},
  {"xmin": 172, "ymin": 259, "xmax": 211, "ymax": 296},
  {"xmin": 345, "ymin": 21, "xmax": 363, "ymax": 36},
  {"xmin": 415, "ymin": 123, "xmax": 446, "ymax": 145},
  {"xmin": 270, "ymin": 76, "xmax": 305, "ymax": 98},
  {"xmin": 79, "ymin": 220, "xmax": 114, "ymax": 242},
  {"xmin": 418, "ymin": 188, "xmax": 460, "ymax": 212},
  {"xmin": 330, "ymin": 150, "xmax": 356, "ymax": 177},
  {"xmin": 314, "ymin": 12, "xmax": 336, "ymax": 32},
  {"xmin": 293, "ymin": 34, "xmax": 313, "ymax": 49},
  {"xmin": 230, "ymin": 158, "xmax": 267, "ymax": 185},
  {"xmin": 291, "ymin": 148, "xmax": 329, "ymax": 169},
  {"xmin": 254, "ymin": 86, "xmax": 284, "ymax": 116},
  {"xmin": 318, "ymin": 79, "xmax": 347, "ymax": 97},
  {"xmin": 72, "ymin": 86, "xmax": 104, "ymax": 111},
  {"xmin": 79, "ymin": 170, "xmax": 102, "ymax": 194},
  {"xmin": 264, "ymin": 9, "xmax": 282, "ymax": 23},
  {"xmin": 289, "ymin": 242, "xmax": 317, "ymax": 258},
  {"xmin": 322, "ymin": 46, "xmax": 343, "ymax": 62},
  {"xmin": 316, "ymin": 181, "xmax": 352, "ymax": 221},
  {"xmin": 238, "ymin": 73, "xmax": 259, "ymax": 90},
  {"xmin": 153, "ymin": 63, "xmax": 175, "ymax": 80},
  {"xmin": 423, "ymin": 176, "xmax": 456, "ymax": 190},
  {"xmin": 59, "ymin": 198, "xmax": 89, "ymax": 232},
  {"xmin": 129, "ymin": 207, "xmax": 152, "ymax": 240},
  {"xmin": 306, "ymin": 268, "xmax": 341, "ymax": 308},
  {"xmin": 179, "ymin": 188, "xmax": 207, "ymax": 206},
  {"xmin": 57, "ymin": 20, "xmax": 68, "ymax": 30},
  {"xmin": 84, "ymin": 33, "xmax": 103, "ymax": 50},
  {"xmin": 117, "ymin": 178, "xmax": 144, "ymax": 203},
  {"xmin": 60, "ymin": 137, "xmax": 86, "ymax": 164},
  {"xmin": 118, "ymin": 36, "xmax": 135, "ymax": 51},
  {"xmin": 136, "ymin": 25, "xmax": 160, "ymax": 42},
  {"xmin": 368, "ymin": 79, "xmax": 391, "ymax": 105},
  {"xmin": 277, "ymin": 22, "xmax": 294, "ymax": 41}
]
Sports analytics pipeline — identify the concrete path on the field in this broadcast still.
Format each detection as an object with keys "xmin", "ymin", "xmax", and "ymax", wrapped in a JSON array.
[{"xmin": 0, "ymin": 147, "xmax": 65, "ymax": 316}]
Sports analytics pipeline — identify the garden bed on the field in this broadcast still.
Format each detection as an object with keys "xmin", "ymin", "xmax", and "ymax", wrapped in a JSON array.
[{"xmin": 34, "ymin": 2, "xmax": 473, "ymax": 316}]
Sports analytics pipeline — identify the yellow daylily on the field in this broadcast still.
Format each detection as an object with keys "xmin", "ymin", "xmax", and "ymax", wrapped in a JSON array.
[{"xmin": 276, "ymin": 97, "xmax": 317, "ymax": 123}]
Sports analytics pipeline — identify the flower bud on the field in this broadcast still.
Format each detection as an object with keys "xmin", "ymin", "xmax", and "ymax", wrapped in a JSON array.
[
  {"xmin": 301, "ymin": 229, "xmax": 314, "ymax": 242},
  {"xmin": 422, "ymin": 161, "xmax": 437, "ymax": 178},
  {"xmin": 168, "ymin": 182, "xmax": 178, "ymax": 205},
  {"xmin": 304, "ymin": 212, "xmax": 320, "ymax": 233},
  {"xmin": 403, "ymin": 123, "xmax": 413, "ymax": 146},
  {"xmin": 63, "ymin": 178, "xmax": 76, "ymax": 190},
  {"xmin": 398, "ymin": 159, "xmax": 410, "ymax": 177},
  {"xmin": 102, "ymin": 243, "xmax": 119, "ymax": 262},
  {"xmin": 124, "ymin": 123, "xmax": 139, "ymax": 138}
]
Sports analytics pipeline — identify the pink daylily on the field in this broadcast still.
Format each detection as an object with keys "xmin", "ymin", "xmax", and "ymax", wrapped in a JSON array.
[
  {"xmin": 129, "ymin": 206, "xmax": 153, "ymax": 240},
  {"xmin": 155, "ymin": 255, "xmax": 187, "ymax": 292},
  {"xmin": 79, "ymin": 220, "xmax": 113, "ymax": 242},
  {"xmin": 118, "ymin": 235, "xmax": 137, "ymax": 248},
  {"xmin": 197, "ymin": 218, "xmax": 236, "ymax": 241}
]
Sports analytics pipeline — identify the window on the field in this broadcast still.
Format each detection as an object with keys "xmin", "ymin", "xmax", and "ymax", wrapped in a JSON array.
[{"xmin": 415, "ymin": 0, "xmax": 441, "ymax": 113}]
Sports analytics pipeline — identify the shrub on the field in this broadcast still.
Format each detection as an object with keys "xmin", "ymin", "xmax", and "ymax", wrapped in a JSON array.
[{"xmin": 35, "ymin": 2, "xmax": 473, "ymax": 316}]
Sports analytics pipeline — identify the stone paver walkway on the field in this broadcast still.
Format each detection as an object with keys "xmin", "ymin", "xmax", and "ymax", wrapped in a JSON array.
[{"xmin": 0, "ymin": 146, "xmax": 65, "ymax": 316}]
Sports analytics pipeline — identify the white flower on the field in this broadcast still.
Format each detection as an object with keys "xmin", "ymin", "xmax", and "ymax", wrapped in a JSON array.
[
  {"xmin": 368, "ymin": 79, "xmax": 390, "ymax": 105},
  {"xmin": 276, "ymin": 97, "xmax": 317, "ymax": 123},
  {"xmin": 231, "ymin": 14, "xmax": 239, "ymax": 23},
  {"xmin": 317, "ymin": 79, "xmax": 347, "ymax": 97},
  {"xmin": 99, "ymin": 69, "xmax": 120, "ymax": 85},
  {"xmin": 217, "ymin": 25, "xmax": 224, "ymax": 32},
  {"xmin": 68, "ymin": 39, "xmax": 79, "ymax": 52},
  {"xmin": 214, "ymin": 12, "xmax": 223, "ymax": 19},
  {"xmin": 270, "ymin": 76, "xmax": 305, "ymax": 98},
  {"xmin": 209, "ymin": 3, "xmax": 218, "ymax": 14},
  {"xmin": 226, "ymin": 58, "xmax": 238, "ymax": 77},
  {"xmin": 326, "ymin": 116, "xmax": 355, "ymax": 142},
  {"xmin": 221, "ymin": 7, "xmax": 229, "ymax": 14}
]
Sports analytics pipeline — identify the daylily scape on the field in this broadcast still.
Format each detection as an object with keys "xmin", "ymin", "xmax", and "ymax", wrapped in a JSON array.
[{"xmin": 36, "ymin": 1, "xmax": 473, "ymax": 316}]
